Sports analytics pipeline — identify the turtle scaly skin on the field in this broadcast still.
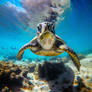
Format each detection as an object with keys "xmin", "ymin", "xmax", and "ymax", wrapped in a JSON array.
[{"xmin": 17, "ymin": 22, "xmax": 81, "ymax": 71}]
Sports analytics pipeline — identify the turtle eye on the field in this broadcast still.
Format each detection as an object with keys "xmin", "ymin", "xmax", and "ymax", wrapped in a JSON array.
[{"xmin": 37, "ymin": 24, "xmax": 42, "ymax": 33}]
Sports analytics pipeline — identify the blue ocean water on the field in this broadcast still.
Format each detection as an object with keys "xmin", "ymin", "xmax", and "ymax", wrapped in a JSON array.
[{"xmin": 0, "ymin": 0, "xmax": 92, "ymax": 60}]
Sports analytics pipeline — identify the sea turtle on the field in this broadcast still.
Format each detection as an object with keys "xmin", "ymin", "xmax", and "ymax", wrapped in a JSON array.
[{"xmin": 17, "ymin": 22, "xmax": 81, "ymax": 71}]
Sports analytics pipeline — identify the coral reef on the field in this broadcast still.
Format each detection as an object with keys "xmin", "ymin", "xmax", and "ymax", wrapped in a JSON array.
[
  {"xmin": 0, "ymin": 53, "xmax": 92, "ymax": 92},
  {"xmin": 0, "ymin": 61, "xmax": 35, "ymax": 91}
]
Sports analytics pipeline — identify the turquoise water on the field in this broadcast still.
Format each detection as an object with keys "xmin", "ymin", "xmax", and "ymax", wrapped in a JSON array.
[{"xmin": 0, "ymin": 0, "xmax": 92, "ymax": 60}]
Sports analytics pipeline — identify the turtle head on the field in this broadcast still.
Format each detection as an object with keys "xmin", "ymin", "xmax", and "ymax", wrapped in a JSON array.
[{"xmin": 37, "ymin": 22, "xmax": 56, "ymax": 50}]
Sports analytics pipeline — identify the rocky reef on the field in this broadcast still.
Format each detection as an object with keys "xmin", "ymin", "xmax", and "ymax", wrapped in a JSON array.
[
  {"xmin": 0, "ymin": 53, "xmax": 92, "ymax": 92},
  {"xmin": 37, "ymin": 61, "xmax": 74, "ymax": 92},
  {"xmin": 0, "ymin": 61, "xmax": 35, "ymax": 92}
]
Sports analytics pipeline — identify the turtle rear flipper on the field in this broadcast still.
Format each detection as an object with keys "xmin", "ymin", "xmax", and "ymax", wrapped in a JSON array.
[{"xmin": 59, "ymin": 45, "xmax": 81, "ymax": 71}]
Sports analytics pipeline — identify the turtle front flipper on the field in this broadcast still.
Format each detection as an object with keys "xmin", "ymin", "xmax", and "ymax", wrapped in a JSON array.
[
  {"xmin": 17, "ymin": 43, "xmax": 32, "ymax": 60},
  {"xmin": 59, "ymin": 45, "xmax": 81, "ymax": 71}
]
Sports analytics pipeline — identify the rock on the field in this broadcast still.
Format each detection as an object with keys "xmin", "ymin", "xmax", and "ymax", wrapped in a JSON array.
[
  {"xmin": 37, "ymin": 61, "xmax": 74, "ymax": 92},
  {"xmin": 78, "ymin": 54, "xmax": 86, "ymax": 60},
  {"xmin": 80, "ymin": 58, "xmax": 92, "ymax": 68}
]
